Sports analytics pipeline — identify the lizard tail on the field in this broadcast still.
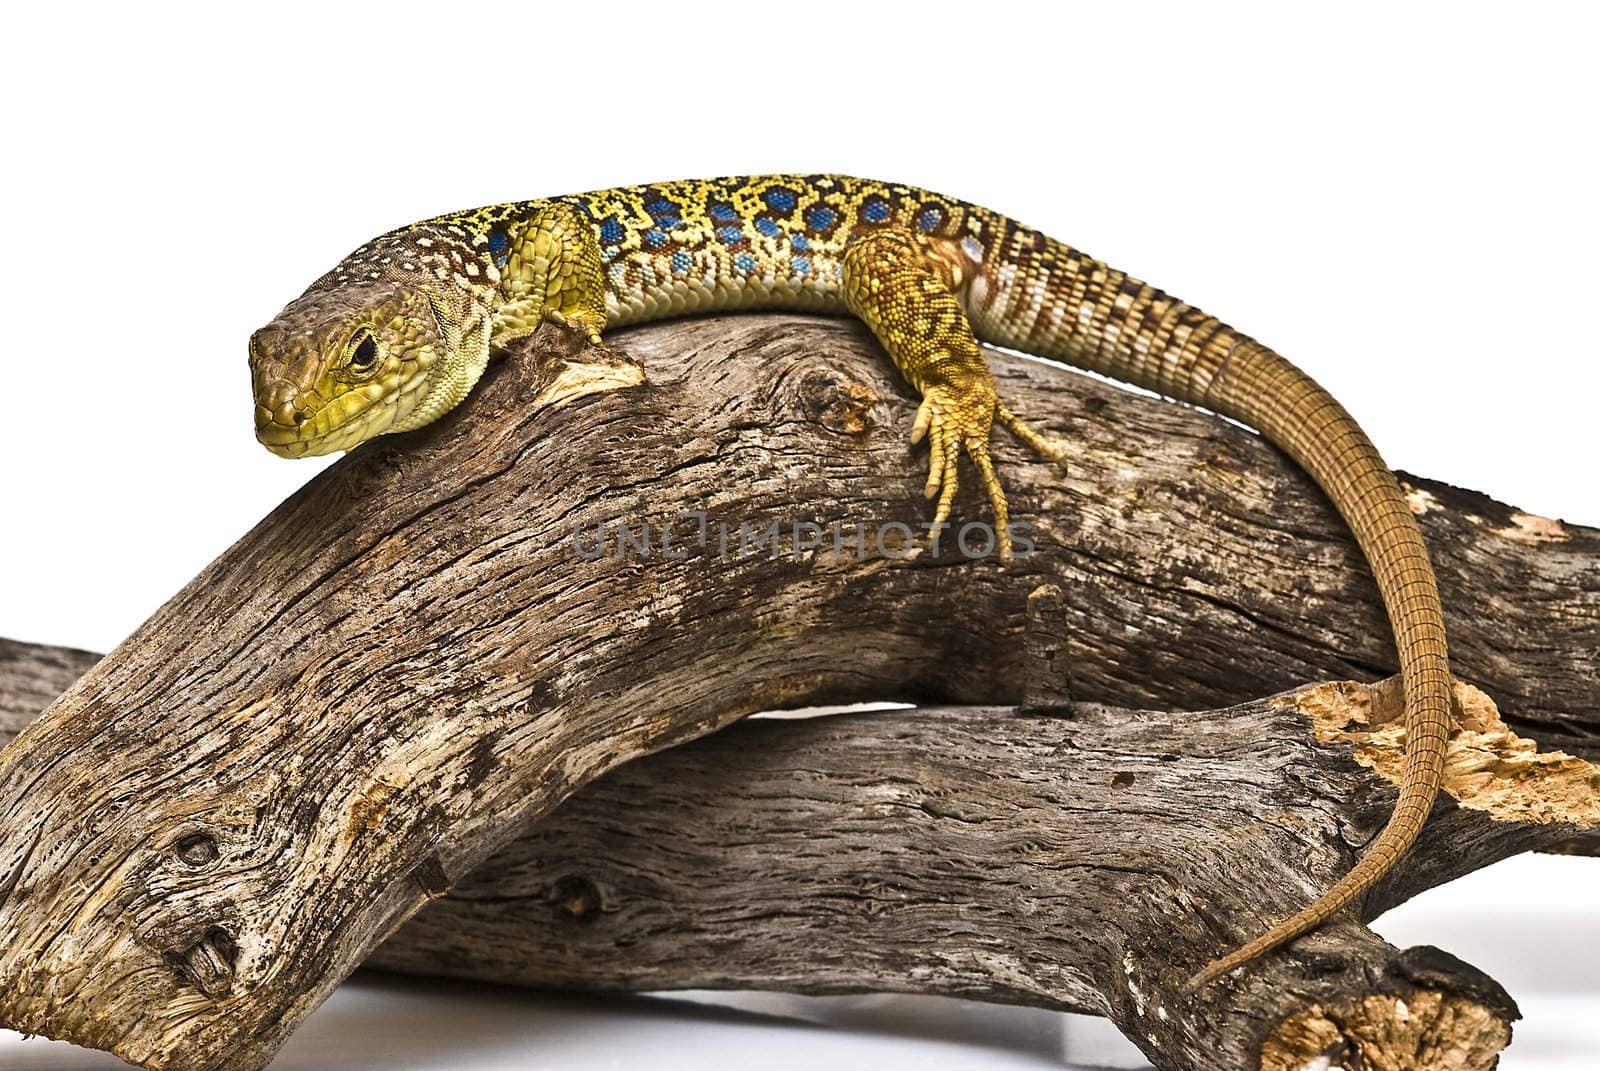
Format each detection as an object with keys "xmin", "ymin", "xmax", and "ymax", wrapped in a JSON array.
[{"xmin": 964, "ymin": 228, "xmax": 1453, "ymax": 985}]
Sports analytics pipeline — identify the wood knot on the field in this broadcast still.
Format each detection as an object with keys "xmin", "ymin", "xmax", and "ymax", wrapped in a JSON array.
[
  {"xmin": 414, "ymin": 854, "xmax": 453, "ymax": 900},
  {"xmin": 174, "ymin": 833, "xmax": 219, "ymax": 867},
  {"xmin": 547, "ymin": 875, "xmax": 605, "ymax": 923},
  {"xmin": 164, "ymin": 927, "xmax": 237, "ymax": 999},
  {"xmin": 796, "ymin": 367, "xmax": 878, "ymax": 435}
]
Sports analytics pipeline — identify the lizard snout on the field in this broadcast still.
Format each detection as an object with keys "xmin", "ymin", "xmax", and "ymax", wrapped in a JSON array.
[{"xmin": 256, "ymin": 384, "xmax": 310, "ymax": 428}]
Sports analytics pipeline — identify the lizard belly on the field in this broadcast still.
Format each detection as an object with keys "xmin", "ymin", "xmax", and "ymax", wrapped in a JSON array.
[{"xmin": 602, "ymin": 250, "xmax": 846, "ymax": 327}]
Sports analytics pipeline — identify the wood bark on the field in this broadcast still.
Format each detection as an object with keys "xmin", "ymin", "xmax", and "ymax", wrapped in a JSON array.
[{"xmin": 0, "ymin": 315, "xmax": 1595, "ymax": 1069}]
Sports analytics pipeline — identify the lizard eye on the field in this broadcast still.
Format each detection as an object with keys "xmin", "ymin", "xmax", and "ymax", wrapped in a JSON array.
[{"xmin": 346, "ymin": 329, "xmax": 380, "ymax": 376}]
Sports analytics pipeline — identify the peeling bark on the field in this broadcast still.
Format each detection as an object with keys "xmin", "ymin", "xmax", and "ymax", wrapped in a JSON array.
[{"xmin": 0, "ymin": 314, "xmax": 1594, "ymax": 1069}]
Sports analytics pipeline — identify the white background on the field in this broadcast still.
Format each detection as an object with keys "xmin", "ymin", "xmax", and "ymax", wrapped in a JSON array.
[{"xmin": 1, "ymin": 3, "xmax": 1595, "ymax": 1068}]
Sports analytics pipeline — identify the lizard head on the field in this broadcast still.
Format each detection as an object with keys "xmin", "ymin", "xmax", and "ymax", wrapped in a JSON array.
[{"xmin": 250, "ymin": 279, "xmax": 491, "ymax": 458}]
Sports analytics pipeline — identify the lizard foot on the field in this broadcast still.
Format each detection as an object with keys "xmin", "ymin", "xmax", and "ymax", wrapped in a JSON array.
[
  {"xmin": 542, "ymin": 308, "xmax": 607, "ymax": 349},
  {"xmin": 539, "ymin": 315, "xmax": 639, "ymax": 381},
  {"xmin": 912, "ymin": 372, "xmax": 1014, "ymax": 559},
  {"xmin": 536, "ymin": 309, "xmax": 623, "ymax": 364}
]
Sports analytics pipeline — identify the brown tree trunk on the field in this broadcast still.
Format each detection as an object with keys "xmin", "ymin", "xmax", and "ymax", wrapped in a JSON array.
[{"xmin": 0, "ymin": 315, "xmax": 1594, "ymax": 1070}]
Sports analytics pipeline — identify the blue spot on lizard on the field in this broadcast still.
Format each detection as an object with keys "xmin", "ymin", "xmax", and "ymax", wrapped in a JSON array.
[{"xmin": 487, "ymin": 230, "xmax": 510, "ymax": 267}]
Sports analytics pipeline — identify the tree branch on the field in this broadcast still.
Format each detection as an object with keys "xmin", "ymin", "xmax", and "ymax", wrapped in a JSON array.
[
  {"xmin": 0, "ymin": 314, "xmax": 1593, "ymax": 1069},
  {"xmin": 6, "ymin": 641, "xmax": 1592, "ymax": 1068}
]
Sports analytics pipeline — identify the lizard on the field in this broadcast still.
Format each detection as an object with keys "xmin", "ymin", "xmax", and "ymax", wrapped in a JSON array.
[{"xmin": 247, "ymin": 175, "xmax": 1455, "ymax": 987}]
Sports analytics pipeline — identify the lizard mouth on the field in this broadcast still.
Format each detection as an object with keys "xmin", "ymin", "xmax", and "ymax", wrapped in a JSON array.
[
  {"xmin": 253, "ymin": 362, "xmax": 443, "ymax": 458},
  {"xmin": 254, "ymin": 390, "xmax": 393, "ymax": 458}
]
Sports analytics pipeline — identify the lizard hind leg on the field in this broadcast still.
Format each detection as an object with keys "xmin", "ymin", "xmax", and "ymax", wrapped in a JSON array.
[{"xmin": 841, "ymin": 229, "xmax": 1067, "ymax": 559}]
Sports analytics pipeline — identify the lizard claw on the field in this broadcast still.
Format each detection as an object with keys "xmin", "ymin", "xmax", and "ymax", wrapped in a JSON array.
[
  {"xmin": 997, "ymin": 403, "xmax": 1071, "ymax": 473},
  {"xmin": 542, "ymin": 308, "xmax": 607, "ymax": 348},
  {"xmin": 910, "ymin": 395, "xmax": 936, "ymax": 447}
]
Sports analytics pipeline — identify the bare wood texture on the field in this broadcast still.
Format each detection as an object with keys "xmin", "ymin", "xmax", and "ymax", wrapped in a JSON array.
[
  {"xmin": 6, "ymin": 646, "xmax": 1594, "ymax": 1069},
  {"xmin": 377, "ymin": 681, "xmax": 1569, "ymax": 1071},
  {"xmin": 0, "ymin": 640, "xmax": 98, "ymax": 735},
  {"xmin": 0, "ymin": 315, "xmax": 1594, "ymax": 1070}
]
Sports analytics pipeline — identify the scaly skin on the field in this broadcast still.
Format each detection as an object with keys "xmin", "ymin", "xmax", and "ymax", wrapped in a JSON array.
[{"xmin": 249, "ymin": 175, "xmax": 1454, "ymax": 985}]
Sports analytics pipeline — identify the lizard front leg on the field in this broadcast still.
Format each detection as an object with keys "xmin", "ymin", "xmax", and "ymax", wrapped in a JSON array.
[
  {"xmin": 841, "ymin": 228, "xmax": 1064, "ymax": 559},
  {"xmin": 492, "ymin": 201, "xmax": 608, "ymax": 349}
]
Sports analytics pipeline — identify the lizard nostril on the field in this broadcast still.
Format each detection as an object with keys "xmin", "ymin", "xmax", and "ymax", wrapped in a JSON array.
[{"xmin": 271, "ymin": 400, "xmax": 308, "ymax": 428}]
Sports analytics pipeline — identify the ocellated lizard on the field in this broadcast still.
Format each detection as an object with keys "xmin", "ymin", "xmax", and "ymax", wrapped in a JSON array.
[{"xmin": 247, "ymin": 175, "xmax": 1455, "ymax": 987}]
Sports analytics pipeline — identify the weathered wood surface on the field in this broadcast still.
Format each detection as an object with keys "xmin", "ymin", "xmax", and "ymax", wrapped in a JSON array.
[
  {"xmin": 6, "ymin": 644, "xmax": 1597, "ymax": 1069},
  {"xmin": 0, "ymin": 314, "xmax": 1594, "ymax": 1070},
  {"xmin": 378, "ymin": 679, "xmax": 1583, "ymax": 1071},
  {"xmin": 0, "ymin": 641, "xmax": 97, "ymax": 735}
]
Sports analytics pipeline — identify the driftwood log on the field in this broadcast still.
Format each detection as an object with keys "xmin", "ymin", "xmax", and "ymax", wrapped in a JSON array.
[{"xmin": 0, "ymin": 315, "xmax": 1595, "ymax": 1070}]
